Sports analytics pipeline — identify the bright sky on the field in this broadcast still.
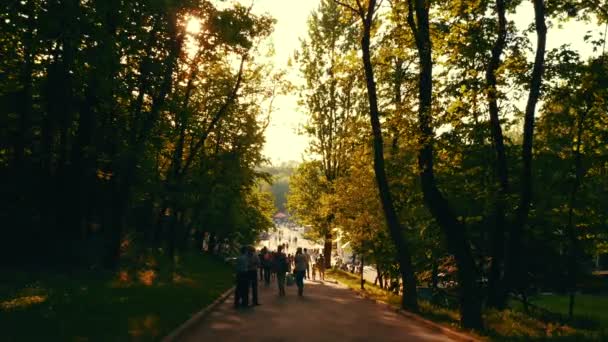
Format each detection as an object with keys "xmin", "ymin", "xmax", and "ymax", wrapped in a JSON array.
[
  {"xmin": 241, "ymin": 0, "xmax": 605, "ymax": 165},
  {"xmin": 248, "ymin": 0, "xmax": 321, "ymax": 164}
]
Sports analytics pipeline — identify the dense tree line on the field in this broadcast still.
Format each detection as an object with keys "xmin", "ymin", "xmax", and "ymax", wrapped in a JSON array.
[
  {"xmin": 259, "ymin": 161, "xmax": 298, "ymax": 212},
  {"xmin": 289, "ymin": 0, "xmax": 608, "ymax": 329},
  {"xmin": 0, "ymin": 0, "xmax": 277, "ymax": 270}
]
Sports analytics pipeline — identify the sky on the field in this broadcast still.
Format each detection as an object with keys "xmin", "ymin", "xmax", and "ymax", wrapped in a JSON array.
[
  {"xmin": 241, "ymin": 0, "xmax": 606, "ymax": 165},
  {"xmin": 248, "ymin": 0, "xmax": 322, "ymax": 165}
]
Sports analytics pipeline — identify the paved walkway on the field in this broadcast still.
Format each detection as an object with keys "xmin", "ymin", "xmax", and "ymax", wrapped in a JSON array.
[{"xmin": 181, "ymin": 278, "xmax": 457, "ymax": 342}]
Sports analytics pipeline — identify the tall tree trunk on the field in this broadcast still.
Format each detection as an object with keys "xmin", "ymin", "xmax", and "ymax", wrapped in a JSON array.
[
  {"xmin": 505, "ymin": 0, "xmax": 547, "ymax": 297},
  {"xmin": 14, "ymin": 1, "xmax": 35, "ymax": 171},
  {"xmin": 566, "ymin": 108, "xmax": 588, "ymax": 319},
  {"xmin": 376, "ymin": 263, "xmax": 384, "ymax": 288},
  {"xmin": 324, "ymin": 232, "xmax": 333, "ymax": 268},
  {"xmin": 356, "ymin": 0, "xmax": 418, "ymax": 312},
  {"xmin": 360, "ymin": 253, "xmax": 365, "ymax": 290},
  {"xmin": 485, "ymin": 0, "xmax": 509, "ymax": 309},
  {"xmin": 406, "ymin": 0, "xmax": 482, "ymax": 328},
  {"xmin": 431, "ymin": 261, "xmax": 438, "ymax": 289},
  {"xmin": 105, "ymin": 10, "xmax": 184, "ymax": 269}
]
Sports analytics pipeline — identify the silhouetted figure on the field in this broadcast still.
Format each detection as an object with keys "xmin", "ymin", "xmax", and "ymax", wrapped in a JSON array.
[
  {"xmin": 248, "ymin": 246, "xmax": 261, "ymax": 306},
  {"xmin": 317, "ymin": 254, "xmax": 325, "ymax": 281},
  {"xmin": 258, "ymin": 249, "xmax": 264, "ymax": 281},
  {"xmin": 262, "ymin": 247, "xmax": 272, "ymax": 285},
  {"xmin": 304, "ymin": 248, "xmax": 311, "ymax": 279},
  {"xmin": 275, "ymin": 245, "xmax": 289, "ymax": 296},
  {"xmin": 234, "ymin": 246, "xmax": 250, "ymax": 308},
  {"xmin": 294, "ymin": 247, "xmax": 307, "ymax": 296}
]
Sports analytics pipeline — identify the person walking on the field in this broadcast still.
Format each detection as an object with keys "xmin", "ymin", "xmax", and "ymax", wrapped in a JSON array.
[
  {"xmin": 304, "ymin": 248, "xmax": 311, "ymax": 279},
  {"xmin": 262, "ymin": 247, "xmax": 272, "ymax": 286},
  {"xmin": 317, "ymin": 254, "xmax": 325, "ymax": 281},
  {"xmin": 258, "ymin": 249, "xmax": 264, "ymax": 281},
  {"xmin": 247, "ymin": 246, "xmax": 261, "ymax": 306},
  {"xmin": 294, "ymin": 247, "xmax": 307, "ymax": 296},
  {"xmin": 274, "ymin": 245, "xmax": 289, "ymax": 296},
  {"xmin": 234, "ymin": 246, "xmax": 250, "ymax": 308}
]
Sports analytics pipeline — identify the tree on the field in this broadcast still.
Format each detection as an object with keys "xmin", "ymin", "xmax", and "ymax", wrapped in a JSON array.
[
  {"xmin": 333, "ymin": 0, "xmax": 419, "ymax": 312},
  {"xmin": 295, "ymin": 0, "xmax": 366, "ymax": 267},
  {"xmin": 0, "ymin": 0, "xmax": 278, "ymax": 273},
  {"xmin": 287, "ymin": 161, "xmax": 332, "ymax": 241},
  {"xmin": 535, "ymin": 55, "xmax": 608, "ymax": 318},
  {"xmin": 402, "ymin": 0, "xmax": 484, "ymax": 327}
]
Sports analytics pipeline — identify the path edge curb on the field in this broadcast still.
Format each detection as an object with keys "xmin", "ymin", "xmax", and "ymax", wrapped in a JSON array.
[
  {"xmin": 326, "ymin": 277, "xmax": 484, "ymax": 342},
  {"xmin": 162, "ymin": 286, "xmax": 235, "ymax": 342}
]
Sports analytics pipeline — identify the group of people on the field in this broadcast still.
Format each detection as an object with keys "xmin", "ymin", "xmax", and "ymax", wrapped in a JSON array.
[{"xmin": 234, "ymin": 244, "xmax": 327, "ymax": 308}]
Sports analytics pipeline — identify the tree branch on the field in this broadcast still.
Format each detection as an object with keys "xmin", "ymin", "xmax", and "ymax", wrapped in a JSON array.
[{"xmin": 180, "ymin": 54, "xmax": 248, "ymax": 175}]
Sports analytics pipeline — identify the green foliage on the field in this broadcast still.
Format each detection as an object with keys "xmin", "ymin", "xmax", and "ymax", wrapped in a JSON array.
[
  {"xmin": 0, "ymin": 0, "xmax": 280, "ymax": 269},
  {"xmin": 302, "ymin": 0, "xmax": 608, "ymax": 332},
  {"xmin": 0, "ymin": 253, "xmax": 233, "ymax": 341},
  {"xmin": 259, "ymin": 161, "xmax": 299, "ymax": 212},
  {"xmin": 287, "ymin": 160, "xmax": 332, "ymax": 239}
]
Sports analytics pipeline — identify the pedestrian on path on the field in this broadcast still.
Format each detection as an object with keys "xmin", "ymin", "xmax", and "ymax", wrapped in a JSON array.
[
  {"xmin": 234, "ymin": 246, "xmax": 250, "ymax": 308},
  {"xmin": 247, "ymin": 246, "xmax": 261, "ymax": 306},
  {"xmin": 317, "ymin": 254, "xmax": 325, "ymax": 281},
  {"xmin": 258, "ymin": 249, "xmax": 264, "ymax": 281},
  {"xmin": 262, "ymin": 247, "xmax": 272, "ymax": 285},
  {"xmin": 274, "ymin": 245, "xmax": 289, "ymax": 296},
  {"xmin": 294, "ymin": 247, "xmax": 307, "ymax": 296},
  {"xmin": 304, "ymin": 248, "xmax": 311, "ymax": 279}
]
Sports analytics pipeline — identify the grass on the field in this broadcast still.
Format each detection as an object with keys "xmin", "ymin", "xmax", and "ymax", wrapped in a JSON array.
[
  {"xmin": 327, "ymin": 269, "xmax": 606, "ymax": 341},
  {"xmin": 515, "ymin": 294, "xmax": 608, "ymax": 329},
  {"xmin": 0, "ymin": 253, "xmax": 233, "ymax": 342}
]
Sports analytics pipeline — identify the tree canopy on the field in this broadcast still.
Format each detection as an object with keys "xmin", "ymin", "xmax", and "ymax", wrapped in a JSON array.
[{"xmin": 287, "ymin": 0, "xmax": 608, "ymax": 329}]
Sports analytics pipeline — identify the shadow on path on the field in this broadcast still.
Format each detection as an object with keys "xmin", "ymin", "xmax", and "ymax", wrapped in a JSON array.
[{"xmin": 182, "ymin": 278, "xmax": 455, "ymax": 342}]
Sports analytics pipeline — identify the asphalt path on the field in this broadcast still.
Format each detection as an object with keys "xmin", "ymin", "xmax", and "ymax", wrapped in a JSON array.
[{"xmin": 180, "ymin": 278, "xmax": 457, "ymax": 342}]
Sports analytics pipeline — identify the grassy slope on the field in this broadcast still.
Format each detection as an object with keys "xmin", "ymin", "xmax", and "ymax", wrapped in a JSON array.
[
  {"xmin": 327, "ymin": 269, "xmax": 605, "ymax": 341},
  {"xmin": 0, "ymin": 253, "xmax": 233, "ymax": 341},
  {"xmin": 526, "ymin": 294, "xmax": 608, "ymax": 328}
]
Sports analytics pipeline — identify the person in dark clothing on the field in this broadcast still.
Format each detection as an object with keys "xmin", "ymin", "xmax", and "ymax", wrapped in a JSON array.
[
  {"xmin": 234, "ymin": 246, "xmax": 250, "ymax": 308},
  {"xmin": 258, "ymin": 250, "xmax": 264, "ymax": 281},
  {"xmin": 304, "ymin": 248, "xmax": 311, "ymax": 279},
  {"xmin": 274, "ymin": 245, "xmax": 289, "ymax": 296},
  {"xmin": 317, "ymin": 254, "xmax": 325, "ymax": 281},
  {"xmin": 294, "ymin": 247, "xmax": 307, "ymax": 296},
  {"xmin": 261, "ymin": 247, "xmax": 272, "ymax": 286},
  {"xmin": 247, "ymin": 246, "xmax": 261, "ymax": 306}
]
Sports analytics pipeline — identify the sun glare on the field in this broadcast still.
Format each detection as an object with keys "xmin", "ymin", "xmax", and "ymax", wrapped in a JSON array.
[{"xmin": 186, "ymin": 16, "xmax": 201, "ymax": 34}]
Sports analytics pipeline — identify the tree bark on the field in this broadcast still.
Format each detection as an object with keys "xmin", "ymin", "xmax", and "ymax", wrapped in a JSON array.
[
  {"xmin": 360, "ymin": 253, "xmax": 365, "ymax": 290},
  {"xmin": 14, "ymin": 1, "xmax": 35, "ymax": 170},
  {"xmin": 485, "ymin": 0, "xmax": 509, "ymax": 309},
  {"xmin": 356, "ymin": 0, "xmax": 418, "ymax": 312},
  {"xmin": 505, "ymin": 0, "xmax": 547, "ymax": 296},
  {"xmin": 377, "ymin": 263, "xmax": 384, "ymax": 288},
  {"xmin": 406, "ymin": 0, "xmax": 482, "ymax": 328},
  {"xmin": 431, "ymin": 261, "xmax": 438, "ymax": 289},
  {"xmin": 324, "ymin": 232, "xmax": 333, "ymax": 268},
  {"xmin": 566, "ymin": 107, "xmax": 588, "ymax": 319},
  {"xmin": 105, "ymin": 9, "xmax": 184, "ymax": 269}
]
